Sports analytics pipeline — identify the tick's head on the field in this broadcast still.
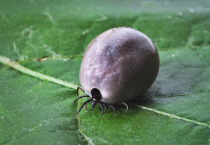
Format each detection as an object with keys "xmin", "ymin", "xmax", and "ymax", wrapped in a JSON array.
[
  {"xmin": 91, "ymin": 88, "xmax": 102, "ymax": 102},
  {"xmin": 91, "ymin": 88, "xmax": 102, "ymax": 108}
]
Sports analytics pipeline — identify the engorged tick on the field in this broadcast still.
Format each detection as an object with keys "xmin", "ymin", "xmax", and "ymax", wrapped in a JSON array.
[{"xmin": 74, "ymin": 27, "xmax": 159, "ymax": 115}]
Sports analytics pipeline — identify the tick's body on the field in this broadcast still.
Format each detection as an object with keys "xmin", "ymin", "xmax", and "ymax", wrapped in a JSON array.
[{"xmin": 75, "ymin": 27, "xmax": 159, "ymax": 115}]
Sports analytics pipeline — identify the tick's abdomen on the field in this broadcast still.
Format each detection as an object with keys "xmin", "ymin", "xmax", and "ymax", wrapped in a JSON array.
[{"xmin": 80, "ymin": 27, "xmax": 159, "ymax": 104}]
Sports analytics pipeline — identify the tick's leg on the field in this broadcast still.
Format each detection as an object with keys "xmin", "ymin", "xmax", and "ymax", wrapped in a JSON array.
[
  {"xmin": 77, "ymin": 87, "xmax": 86, "ymax": 97},
  {"xmin": 76, "ymin": 98, "xmax": 93, "ymax": 115},
  {"xmin": 117, "ymin": 102, "xmax": 128, "ymax": 115},
  {"xmin": 74, "ymin": 95, "xmax": 89, "ymax": 104},
  {"xmin": 91, "ymin": 101, "xmax": 97, "ymax": 108},
  {"xmin": 98, "ymin": 102, "xmax": 104, "ymax": 115},
  {"xmin": 103, "ymin": 103, "xmax": 107, "ymax": 113},
  {"xmin": 107, "ymin": 104, "xmax": 116, "ymax": 115}
]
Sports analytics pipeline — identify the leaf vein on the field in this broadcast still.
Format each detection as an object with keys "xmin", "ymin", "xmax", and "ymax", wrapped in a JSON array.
[{"xmin": 130, "ymin": 103, "xmax": 210, "ymax": 128}]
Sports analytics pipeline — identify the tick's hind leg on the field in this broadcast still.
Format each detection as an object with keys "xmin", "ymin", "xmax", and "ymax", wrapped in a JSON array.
[
  {"xmin": 98, "ymin": 102, "xmax": 105, "ymax": 115},
  {"xmin": 107, "ymin": 104, "xmax": 116, "ymax": 115},
  {"xmin": 102, "ymin": 103, "xmax": 107, "ymax": 113},
  {"xmin": 117, "ymin": 102, "xmax": 128, "ymax": 115}
]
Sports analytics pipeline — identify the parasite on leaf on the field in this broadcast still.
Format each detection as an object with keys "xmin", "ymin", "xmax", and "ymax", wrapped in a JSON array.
[{"xmin": 74, "ymin": 27, "xmax": 159, "ymax": 115}]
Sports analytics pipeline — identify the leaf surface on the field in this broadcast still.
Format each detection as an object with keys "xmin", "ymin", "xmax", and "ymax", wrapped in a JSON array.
[{"xmin": 0, "ymin": 0, "xmax": 210, "ymax": 144}]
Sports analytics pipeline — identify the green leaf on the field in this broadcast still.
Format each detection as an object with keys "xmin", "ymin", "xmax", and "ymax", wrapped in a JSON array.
[{"xmin": 0, "ymin": 0, "xmax": 210, "ymax": 145}]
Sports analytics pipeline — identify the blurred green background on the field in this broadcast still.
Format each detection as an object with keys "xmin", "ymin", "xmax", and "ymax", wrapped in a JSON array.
[{"xmin": 0, "ymin": 0, "xmax": 210, "ymax": 144}]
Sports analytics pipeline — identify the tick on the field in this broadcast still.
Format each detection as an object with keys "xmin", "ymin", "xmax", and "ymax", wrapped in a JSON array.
[{"xmin": 74, "ymin": 27, "xmax": 159, "ymax": 115}]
